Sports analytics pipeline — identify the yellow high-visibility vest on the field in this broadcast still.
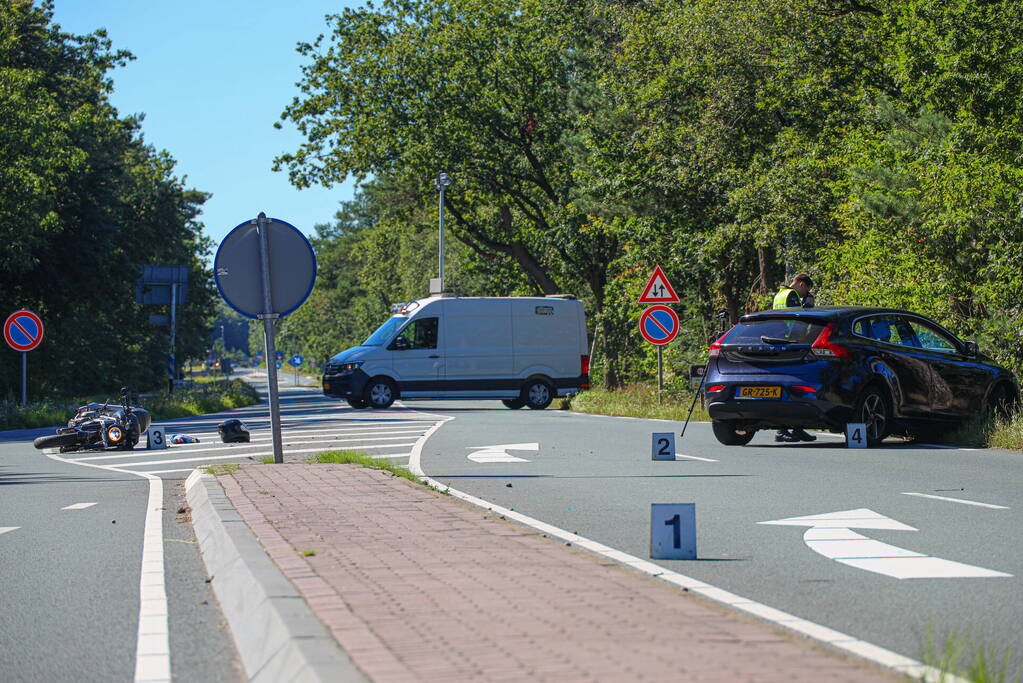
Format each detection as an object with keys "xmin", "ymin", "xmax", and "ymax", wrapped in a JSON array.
[{"xmin": 773, "ymin": 288, "xmax": 799, "ymax": 309}]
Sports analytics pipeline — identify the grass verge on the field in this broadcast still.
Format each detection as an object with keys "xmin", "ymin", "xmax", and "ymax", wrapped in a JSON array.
[
  {"xmin": 567, "ymin": 383, "xmax": 711, "ymax": 423},
  {"xmin": 201, "ymin": 463, "xmax": 241, "ymax": 477},
  {"xmin": 313, "ymin": 449, "xmax": 420, "ymax": 483},
  {"xmin": 923, "ymin": 625, "xmax": 1020, "ymax": 683},
  {"xmin": 0, "ymin": 379, "xmax": 261, "ymax": 430}
]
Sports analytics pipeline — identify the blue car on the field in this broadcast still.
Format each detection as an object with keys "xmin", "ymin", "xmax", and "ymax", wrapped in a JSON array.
[{"xmin": 704, "ymin": 307, "xmax": 1018, "ymax": 446}]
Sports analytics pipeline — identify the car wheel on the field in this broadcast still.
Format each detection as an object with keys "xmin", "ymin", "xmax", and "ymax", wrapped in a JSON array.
[
  {"xmin": 711, "ymin": 421, "xmax": 756, "ymax": 446},
  {"xmin": 855, "ymin": 386, "xmax": 891, "ymax": 446},
  {"xmin": 33, "ymin": 433, "xmax": 80, "ymax": 450},
  {"xmin": 501, "ymin": 399, "xmax": 525, "ymax": 409},
  {"xmin": 522, "ymin": 379, "xmax": 554, "ymax": 410},
  {"xmin": 347, "ymin": 398, "xmax": 368, "ymax": 409},
  {"xmin": 363, "ymin": 378, "xmax": 396, "ymax": 409},
  {"xmin": 986, "ymin": 384, "xmax": 1015, "ymax": 420}
]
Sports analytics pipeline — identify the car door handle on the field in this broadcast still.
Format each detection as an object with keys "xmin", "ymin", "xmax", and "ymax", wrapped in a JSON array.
[{"xmin": 429, "ymin": 355, "xmax": 440, "ymax": 358}]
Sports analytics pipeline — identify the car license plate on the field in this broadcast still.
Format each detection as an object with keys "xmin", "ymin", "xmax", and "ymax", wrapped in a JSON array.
[{"xmin": 737, "ymin": 386, "xmax": 781, "ymax": 399}]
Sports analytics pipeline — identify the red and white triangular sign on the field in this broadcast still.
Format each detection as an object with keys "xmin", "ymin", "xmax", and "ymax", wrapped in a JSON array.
[{"xmin": 638, "ymin": 265, "xmax": 680, "ymax": 304}]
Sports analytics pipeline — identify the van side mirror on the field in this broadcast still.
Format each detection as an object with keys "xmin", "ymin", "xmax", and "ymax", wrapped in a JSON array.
[
  {"xmin": 390, "ymin": 337, "xmax": 409, "ymax": 351},
  {"xmin": 964, "ymin": 341, "xmax": 978, "ymax": 357}
]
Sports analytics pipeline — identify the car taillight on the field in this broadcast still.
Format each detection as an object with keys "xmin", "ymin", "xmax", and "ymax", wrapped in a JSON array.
[
  {"xmin": 707, "ymin": 385, "xmax": 725, "ymax": 392},
  {"xmin": 791, "ymin": 385, "xmax": 817, "ymax": 393},
  {"xmin": 580, "ymin": 355, "xmax": 590, "ymax": 388},
  {"xmin": 811, "ymin": 323, "xmax": 851, "ymax": 359},
  {"xmin": 708, "ymin": 325, "xmax": 737, "ymax": 358}
]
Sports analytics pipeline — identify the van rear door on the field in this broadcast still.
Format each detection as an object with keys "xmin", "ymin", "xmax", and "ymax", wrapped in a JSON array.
[{"xmin": 512, "ymin": 299, "xmax": 581, "ymax": 379}]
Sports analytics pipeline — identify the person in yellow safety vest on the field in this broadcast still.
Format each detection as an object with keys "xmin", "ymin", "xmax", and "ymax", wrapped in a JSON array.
[
  {"xmin": 773, "ymin": 273, "xmax": 816, "ymax": 443},
  {"xmin": 773, "ymin": 273, "xmax": 815, "ymax": 309}
]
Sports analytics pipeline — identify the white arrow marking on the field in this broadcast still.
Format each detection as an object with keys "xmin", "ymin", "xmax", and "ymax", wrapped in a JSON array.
[
  {"xmin": 759, "ymin": 508, "xmax": 1011, "ymax": 579},
  {"xmin": 467, "ymin": 442, "xmax": 537, "ymax": 463}
]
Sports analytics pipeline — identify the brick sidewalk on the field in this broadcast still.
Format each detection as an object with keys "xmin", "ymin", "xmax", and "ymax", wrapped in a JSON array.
[{"xmin": 219, "ymin": 464, "xmax": 899, "ymax": 682}]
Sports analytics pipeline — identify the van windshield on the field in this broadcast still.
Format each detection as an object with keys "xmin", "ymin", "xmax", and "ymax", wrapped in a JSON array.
[{"xmin": 363, "ymin": 316, "xmax": 407, "ymax": 346}]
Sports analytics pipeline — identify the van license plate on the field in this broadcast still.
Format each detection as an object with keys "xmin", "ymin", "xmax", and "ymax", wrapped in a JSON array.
[{"xmin": 737, "ymin": 386, "xmax": 780, "ymax": 399}]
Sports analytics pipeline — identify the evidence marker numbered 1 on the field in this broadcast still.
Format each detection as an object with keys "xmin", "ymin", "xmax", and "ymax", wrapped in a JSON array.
[
  {"xmin": 650, "ymin": 503, "xmax": 697, "ymax": 560},
  {"xmin": 652, "ymin": 432, "xmax": 676, "ymax": 461}
]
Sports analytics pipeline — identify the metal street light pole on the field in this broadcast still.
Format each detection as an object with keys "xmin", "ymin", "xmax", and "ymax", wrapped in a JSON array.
[{"xmin": 436, "ymin": 172, "xmax": 451, "ymax": 292}]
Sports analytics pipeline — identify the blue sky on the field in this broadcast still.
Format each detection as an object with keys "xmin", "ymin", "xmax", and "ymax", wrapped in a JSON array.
[{"xmin": 52, "ymin": 0, "xmax": 361, "ymax": 250}]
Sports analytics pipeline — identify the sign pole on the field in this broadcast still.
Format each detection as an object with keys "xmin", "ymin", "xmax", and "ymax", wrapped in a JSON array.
[
  {"xmin": 169, "ymin": 283, "xmax": 177, "ymax": 392},
  {"xmin": 256, "ymin": 212, "xmax": 285, "ymax": 464},
  {"xmin": 21, "ymin": 352, "xmax": 27, "ymax": 405},
  {"xmin": 657, "ymin": 346, "xmax": 663, "ymax": 404}
]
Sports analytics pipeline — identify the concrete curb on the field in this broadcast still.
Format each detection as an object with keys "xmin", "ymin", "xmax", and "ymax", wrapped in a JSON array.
[{"xmin": 185, "ymin": 469, "xmax": 365, "ymax": 683}]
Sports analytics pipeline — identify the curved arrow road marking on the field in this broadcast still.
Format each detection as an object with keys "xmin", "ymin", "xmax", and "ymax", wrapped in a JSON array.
[
  {"xmin": 759, "ymin": 508, "xmax": 1012, "ymax": 579},
  {"xmin": 467, "ymin": 442, "xmax": 537, "ymax": 463}
]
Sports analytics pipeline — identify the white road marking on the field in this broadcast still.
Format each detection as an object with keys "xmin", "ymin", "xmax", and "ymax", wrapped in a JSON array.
[
  {"xmin": 40, "ymin": 451, "xmax": 170, "ymax": 682},
  {"xmin": 77, "ymin": 434, "xmax": 426, "ymax": 462},
  {"xmin": 117, "ymin": 442, "xmax": 420, "ymax": 468},
  {"xmin": 0, "ymin": 527, "xmax": 19, "ymax": 535},
  {"xmin": 467, "ymin": 442, "xmax": 537, "ymax": 463},
  {"xmin": 759, "ymin": 508, "xmax": 1012, "ymax": 579},
  {"xmin": 675, "ymin": 453, "xmax": 718, "ymax": 462},
  {"xmin": 902, "ymin": 492, "xmax": 1009, "ymax": 509},
  {"xmin": 62, "ymin": 502, "xmax": 98, "ymax": 510}
]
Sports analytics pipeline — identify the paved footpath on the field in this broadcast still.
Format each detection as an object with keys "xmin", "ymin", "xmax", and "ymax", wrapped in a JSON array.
[{"xmin": 215, "ymin": 463, "xmax": 900, "ymax": 682}]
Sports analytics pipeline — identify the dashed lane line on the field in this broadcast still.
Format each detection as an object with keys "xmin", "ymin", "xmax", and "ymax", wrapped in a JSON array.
[
  {"xmin": 62, "ymin": 502, "xmax": 98, "ymax": 510},
  {"xmin": 0, "ymin": 527, "xmax": 19, "ymax": 535}
]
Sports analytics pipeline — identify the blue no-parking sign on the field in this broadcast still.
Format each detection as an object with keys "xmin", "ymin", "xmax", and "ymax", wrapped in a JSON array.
[{"xmin": 638, "ymin": 305, "xmax": 680, "ymax": 346}]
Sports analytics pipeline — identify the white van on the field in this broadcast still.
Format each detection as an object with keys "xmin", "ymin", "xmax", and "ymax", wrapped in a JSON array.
[{"xmin": 322, "ymin": 295, "xmax": 589, "ymax": 409}]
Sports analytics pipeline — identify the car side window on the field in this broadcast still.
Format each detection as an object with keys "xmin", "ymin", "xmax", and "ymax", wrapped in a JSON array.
[
  {"xmin": 858, "ymin": 316, "xmax": 915, "ymax": 347},
  {"xmin": 906, "ymin": 319, "xmax": 958, "ymax": 354},
  {"xmin": 397, "ymin": 317, "xmax": 438, "ymax": 350}
]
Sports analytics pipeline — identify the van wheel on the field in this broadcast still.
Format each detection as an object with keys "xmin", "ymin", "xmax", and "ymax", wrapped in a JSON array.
[
  {"xmin": 364, "ymin": 378, "xmax": 396, "ymax": 409},
  {"xmin": 522, "ymin": 379, "xmax": 553, "ymax": 410},
  {"xmin": 502, "ymin": 399, "xmax": 525, "ymax": 409},
  {"xmin": 347, "ymin": 398, "xmax": 368, "ymax": 409},
  {"xmin": 711, "ymin": 421, "xmax": 756, "ymax": 446}
]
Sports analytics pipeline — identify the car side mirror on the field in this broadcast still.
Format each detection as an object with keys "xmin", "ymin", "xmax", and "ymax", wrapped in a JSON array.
[
  {"xmin": 390, "ymin": 337, "xmax": 409, "ymax": 351},
  {"xmin": 964, "ymin": 341, "xmax": 978, "ymax": 357}
]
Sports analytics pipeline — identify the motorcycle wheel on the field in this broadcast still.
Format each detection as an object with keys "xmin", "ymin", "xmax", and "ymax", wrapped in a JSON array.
[{"xmin": 33, "ymin": 433, "xmax": 80, "ymax": 450}]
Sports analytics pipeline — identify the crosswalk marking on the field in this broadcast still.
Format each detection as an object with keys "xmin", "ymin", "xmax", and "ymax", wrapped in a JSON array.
[
  {"xmin": 118, "ymin": 443, "xmax": 420, "ymax": 468},
  {"xmin": 75, "ymin": 433, "xmax": 429, "ymax": 462}
]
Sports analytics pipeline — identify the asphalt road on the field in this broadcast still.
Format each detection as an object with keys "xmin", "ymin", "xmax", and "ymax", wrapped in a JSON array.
[
  {"xmin": 417, "ymin": 401, "xmax": 1023, "ymax": 675},
  {"xmin": 5, "ymin": 373, "xmax": 1019, "ymax": 679}
]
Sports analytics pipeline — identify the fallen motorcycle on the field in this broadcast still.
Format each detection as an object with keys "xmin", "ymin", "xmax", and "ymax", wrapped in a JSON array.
[{"xmin": 33, "ymin": 388, "xmax": 151, "ymax": 452}]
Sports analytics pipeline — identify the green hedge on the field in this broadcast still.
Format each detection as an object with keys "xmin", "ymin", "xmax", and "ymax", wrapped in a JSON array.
[{"xmin": 0, "ymin": 379, "xmax": 261, "ymax": 430}]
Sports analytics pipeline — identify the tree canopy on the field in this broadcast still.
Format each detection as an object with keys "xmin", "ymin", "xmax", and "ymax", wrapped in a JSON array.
[
  {"xmin": 277, "ymin": 0, "xmax": 1023, "ymax": 385},
  {"xmin": 1, "ymin": 1, "xmax": 215, "ymax": 399}
]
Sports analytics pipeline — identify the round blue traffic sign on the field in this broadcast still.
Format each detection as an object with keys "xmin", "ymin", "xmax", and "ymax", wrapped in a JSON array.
[
  {"xmin": 275, "ymin": 350, "xmax": 285, "ymax": 361},
  {"xmin": 4, "ymin": 310, "xmax": 44, "ymax": 352},
  {"xmin": 638, "ymin": 305, "xmax": 680, "ymax": 346},
  {"xmin": 289, "ymin": 354, "xmax": 303, "ymax": 367},
  {"xmin": 275, "ymin": 360, "xmax": 282, "ymax": 369}
]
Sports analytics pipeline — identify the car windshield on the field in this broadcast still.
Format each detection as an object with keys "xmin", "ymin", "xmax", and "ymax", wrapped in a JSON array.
[
  {"xmin": 363, "ymin": 316, "xmax": 407, "ymax": 346},
  {"xmin": 723, "ymin": 319, "xmax": 824, "ymax": 345}
]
